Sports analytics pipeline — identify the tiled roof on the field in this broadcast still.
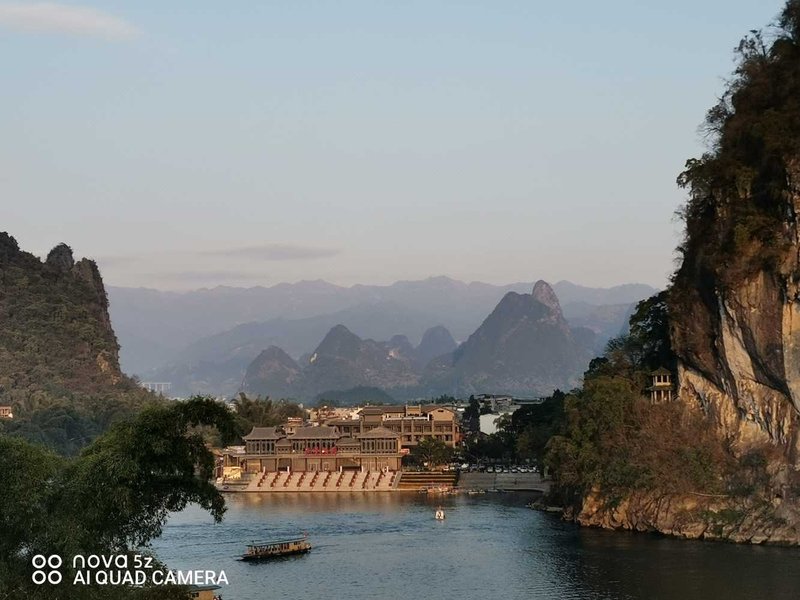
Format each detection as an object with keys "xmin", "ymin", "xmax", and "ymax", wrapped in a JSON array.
[
  {"xmin": 325, "ymin": 418, "xmax": 360, "ymax": 426},
  {"xmin": 336, "ymin": 437, "xmax": 360, "ymax": 446},
  {"xmin": 358, "ymin": 426, "xmax": 400, "ymax": 439},
  {"xmin": 421, "ymin": 405, "xmax": 454, "ymax": 414},
  {"xmin": 243, "ymin": 427, "xmax": 281, "ymax": 440},
  {"xmin": 291, "ymin": 425, "xmax": 340, "ymax": 439}
]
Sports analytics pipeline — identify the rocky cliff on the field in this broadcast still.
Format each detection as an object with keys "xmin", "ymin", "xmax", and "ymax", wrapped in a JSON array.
[
  {"xmin": 667, "ymin": 4, "xmax": 800, "ymax": 466},
  {"xmin": 569, "ymin": 3, "xmax": 800, "ymax": 544},
  {"xmin": 0, "ymin": 235, "xmax": 124, "ymax": 394},
  {"xmin": 0, "ymin": 233, "xmax": 151, "ymax": 453}
]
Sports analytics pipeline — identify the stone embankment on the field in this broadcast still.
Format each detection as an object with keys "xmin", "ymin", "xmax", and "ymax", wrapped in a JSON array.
[{"xmin": 459, "ymin": 472, "xmax": 549, "ymax": 492}]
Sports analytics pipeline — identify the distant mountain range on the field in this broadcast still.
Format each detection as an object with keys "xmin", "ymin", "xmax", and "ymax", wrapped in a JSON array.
[
  {"xmin": 109, "ymin": 277, "xmax": 656, "ymax": 384},
  {"xmin": 238, "ymin": 281, "xmax": 611, "ymax": 401},
  {"xmin": 418, "ymin": 281, "xmax": 595, "ymax": 397}
]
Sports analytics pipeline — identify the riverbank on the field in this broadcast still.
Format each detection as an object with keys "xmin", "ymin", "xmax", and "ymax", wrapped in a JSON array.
[{"xmin": 459, "ymin": 472, "xmax": 549, "ymax": 492}]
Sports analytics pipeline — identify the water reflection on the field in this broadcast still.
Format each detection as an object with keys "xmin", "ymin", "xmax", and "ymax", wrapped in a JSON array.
[{"xmin": 153, "ymin": 493, "xmax": 799, "ymax": 600}]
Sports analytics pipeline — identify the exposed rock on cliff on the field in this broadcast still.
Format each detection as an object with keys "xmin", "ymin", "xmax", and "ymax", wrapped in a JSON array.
[
  {"xmin": 0, "ymin": 233, "xmax": 151, "ymax": 453},
  {"xmin": 669, "ymin": 3, "xmax": 800, "ymax": 463},
  {"xmin": 0, "ymin": 235, "xmax": 123, "ymax": 393},
  {"xmin": 561, "ymin": 3, "xmax": 800, "ymax": 544}
]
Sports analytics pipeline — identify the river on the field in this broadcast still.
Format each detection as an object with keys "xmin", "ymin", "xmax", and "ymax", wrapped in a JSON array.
[{"xmin": 153, "ymin": 492, "xmax": 799, "ymax": 600}]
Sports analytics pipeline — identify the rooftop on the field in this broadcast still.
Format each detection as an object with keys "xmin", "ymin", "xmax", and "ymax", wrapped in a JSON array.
[
  {"xmin": 651, "ymin": 367, "xmax": 672, "ymax": 376},
  {"xmin": 291, "ymin": 425, "xmax": 340, "ymax": 439},
  {"xmin": 358, "ymin": 426, "xmax": 401, "ymax": 439},
  {"xmin": 243, "ymin": 427, "xmax": 282, "ymax": 440}
]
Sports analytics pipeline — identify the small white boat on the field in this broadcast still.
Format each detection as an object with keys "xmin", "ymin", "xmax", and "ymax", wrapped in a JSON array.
[{"xmin": 435, "ymin": 508, "xmax": 446, "ymax": 520}]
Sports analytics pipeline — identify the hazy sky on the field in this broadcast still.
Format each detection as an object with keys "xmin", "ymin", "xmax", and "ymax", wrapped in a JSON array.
[{"xmin": 1, "ymin": 1, "xmax": 786, "ymax": 290}]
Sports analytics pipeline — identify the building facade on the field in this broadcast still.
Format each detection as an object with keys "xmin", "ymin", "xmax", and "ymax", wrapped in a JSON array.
[
  {"xmin": 327, "ymin": 404, "xmax": 461, "ymax": 450},
  {"xmin": 231, "ymin": 424, "xmax": 403, "ymax": 474},
  {"xmin": 648, "ymin": 367, "xmax": 674, "ymax": 402}
]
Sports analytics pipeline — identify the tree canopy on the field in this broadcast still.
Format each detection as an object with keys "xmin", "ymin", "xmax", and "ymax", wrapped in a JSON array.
[{"xmin": 0, "ymin": 396, "xmax": 236, "ymax": 600}]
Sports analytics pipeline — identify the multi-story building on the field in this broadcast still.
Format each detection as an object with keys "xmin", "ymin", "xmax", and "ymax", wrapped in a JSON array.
[
  {"xmin": 326, "ymin": 405, "xmax": 461, "ymax": 450},
  {"xmin": 219, "ymin": 405, "xmax": 460, "ymax": 479},
  {"xmin": 226, "ymin": 424, "xmax": 402, "ymax": 474}
]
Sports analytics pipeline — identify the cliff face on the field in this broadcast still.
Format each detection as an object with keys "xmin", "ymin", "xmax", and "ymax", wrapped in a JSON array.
[
  {"xmin": 668, "ymin": 99, "xmax": 800, "ymax": 463},
  {"xmin": 0, "ymin": 233, "xmax": 156, "ymax": 455},
  {"xmin": 671, "ymin": 268, "xmax": 800, "ymax": 459},
  {"xmin": 574, "ymin": 488, "xmax": 800, "ymax": 544},
  {"xmin": 568, "ymin": 6, "xmax": 800, "ymax": 543},
  {"xmin": 0, "ymin": 234, "xmax": 124, "ymax": 395}
]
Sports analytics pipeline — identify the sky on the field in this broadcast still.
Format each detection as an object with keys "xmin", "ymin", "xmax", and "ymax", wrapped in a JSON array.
[{"xmin": 0, "ymin": 1, "xmax": 787, "ymax": 290}]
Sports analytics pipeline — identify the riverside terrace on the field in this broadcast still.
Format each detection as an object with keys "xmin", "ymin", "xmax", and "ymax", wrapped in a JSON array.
[
  {"xmin": 214, "ymin": 424, "xmax": 406, "ymax": 492},
  {"xmin": 214, "ymin": 406, "xmax": 463, "ymax": 492},
  {"xmin": 240, "ymin": 424, "xmax": 403, "ymax": 473}
]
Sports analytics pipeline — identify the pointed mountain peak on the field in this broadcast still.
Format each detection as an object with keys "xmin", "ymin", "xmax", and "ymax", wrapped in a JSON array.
[
  {"xmin": 532, "ymin": 280, "xmax": 560, "ymax": 311},
  {"xmin": 389, "ymin": 334, "xmax": 411, "ymax": 347},
  {"xmin": 315, "ymin": 324, "xmax": 362, "ymax": 358},
  {"xmin": 258, "ymin": 345, "xmax": 296, "ymax": 362},
  {"xmin": 416, "ymin": 325, "xmax": 457, "ymax": 366}
]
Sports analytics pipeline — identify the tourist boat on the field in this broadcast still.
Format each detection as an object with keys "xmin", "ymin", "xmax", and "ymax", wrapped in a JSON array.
[
  {"xmin": 240, "ymin": 535, "xmax": 311, "ymax": 561},
  {"xmin": 435, "ymin": 508, "xmax": 446, "ymax": 520}
]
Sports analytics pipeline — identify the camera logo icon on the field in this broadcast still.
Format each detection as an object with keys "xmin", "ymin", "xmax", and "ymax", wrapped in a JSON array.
[{"xmin": 31, "ymin": 554, "xmax": 63, "ymax": 584}]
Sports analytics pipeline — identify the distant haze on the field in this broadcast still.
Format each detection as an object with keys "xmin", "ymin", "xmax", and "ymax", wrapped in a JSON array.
[
  {"xmin": 107, "ymin": 276, "xmax": 658, "ymax": 394},
  {"xmin": 1, "ymin": 1, "xmax": 786, "ymax": 290}
]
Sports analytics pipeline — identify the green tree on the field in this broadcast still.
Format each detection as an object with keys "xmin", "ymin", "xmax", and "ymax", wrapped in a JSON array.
[
  {"xmin": 462, "ymin": 396, "xmax": 480, "ymax": 432},
  {"xmin": 410, "ymin": 437, "xmax": 454, "ymax": 469},
  {"xmin": 232, "ymin": 394, "xmax": 304, "ymax": 438},
  {"xmin": 0, "ymin": 396, "xmax": 236, "ymax": 600}
]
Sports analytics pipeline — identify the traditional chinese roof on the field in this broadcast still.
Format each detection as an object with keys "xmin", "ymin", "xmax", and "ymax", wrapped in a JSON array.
[
  {"xmin": 359, "ymin": 406, "xmax": 389, "ymax": 415},
  {"xmin": 336, "ymin": 437, "xmax": 361, "ymax": 446},
  {"xmin": 243, "ymin": 427, "xmax": 282, "ymax": 440},
  {"xmin": 291, "ymin": 425, "xmax": 340, "ymax": 439},
  {"xmin": 358, "ymin": 426, "xmax": 400, "ymax": 439},
  {"xmin": 651, "ymin": 367, "xmax": 672, "ymax": 376},
  {"xmin": 420, "ymin": 405, "xmax": 454, "ymax": 414}
]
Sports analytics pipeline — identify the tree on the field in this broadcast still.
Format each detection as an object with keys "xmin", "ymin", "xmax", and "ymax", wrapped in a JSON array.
[
  {"xmin": 511, "ymin": 391, "xmax": 566, "ymax": 469},
  {"xmin": 410, "ymin": 437, "xmax": 454, "ymax": 469},
  {"xmin": 462, "ymin": 396, "xmax": 480, "ymax": 433},
  {"xmin": 0, "ymin": 396, "xmax": 236, "ymax": 599},
  {"xmin": 232, "ymin": 394, "xmax": 304, "ymax": 438}
]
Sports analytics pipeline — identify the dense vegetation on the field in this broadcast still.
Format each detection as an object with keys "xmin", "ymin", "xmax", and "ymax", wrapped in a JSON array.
[
  {"xmin": 231, "ymin": 394, "xmax": 304, "ymax": 436},
  {"xmin": 0, "ymin": 234, "xmax": 155, "ymax": 455},
  {"xmin": 406, "ymin": 437, "xmax": 455, "ymax": 468},
  {"xmin": 0, "ymin": 397, "xmax": 236, "ymax": 600},
  {"xmin": 539, "ymin": 295, "xmax": 787, "ymax": 520},
  {"xmin": 529, "ymin": 2, "xmax": 800, "ymax": 525},
  {"xmin": 675, "ymin": 1, "xmax": 800, "ymax": 285}
]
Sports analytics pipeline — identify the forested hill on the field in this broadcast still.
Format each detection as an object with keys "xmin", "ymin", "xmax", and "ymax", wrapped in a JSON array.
[
  {"xmin": 542, "ymin": 1, "xmax": 800, "ymax": 545},
  {"xmin": 0, "ymin": 233, "xmax": 153, "ymax": 454}
]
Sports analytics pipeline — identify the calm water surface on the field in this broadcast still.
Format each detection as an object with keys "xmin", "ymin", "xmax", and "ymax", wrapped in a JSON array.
[{"xmin": 153, "ymin": 492, "xmax": 799, "ymax": 600}]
